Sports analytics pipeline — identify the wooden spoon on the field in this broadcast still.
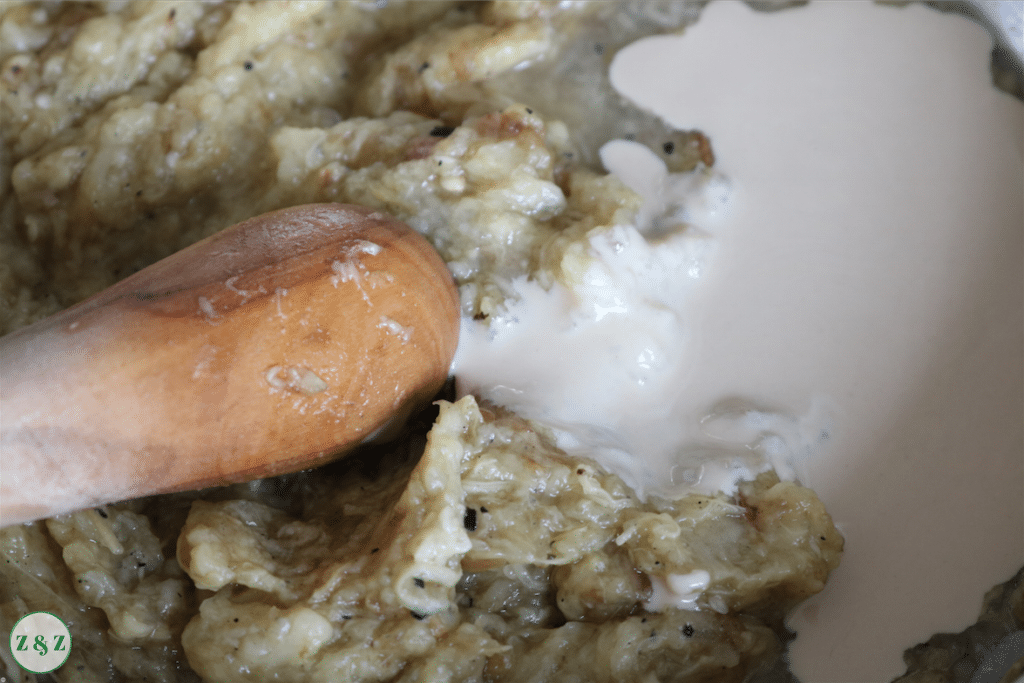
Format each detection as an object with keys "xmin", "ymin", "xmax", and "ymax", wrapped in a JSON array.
[{"xmin": 0, "ymin": 204, "xmax": 460, "ymax": 526}]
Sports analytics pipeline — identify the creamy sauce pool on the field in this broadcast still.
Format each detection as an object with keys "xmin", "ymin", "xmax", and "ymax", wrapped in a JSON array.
[{"xmin": 454, "ymin": 1, "xmax": 1023, "ymax": 681}]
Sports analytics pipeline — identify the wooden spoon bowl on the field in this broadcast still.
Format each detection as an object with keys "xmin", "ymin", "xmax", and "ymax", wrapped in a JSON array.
[{"xmin": 0, "ymin": 204, "xmax": 460, "ymax": 526}]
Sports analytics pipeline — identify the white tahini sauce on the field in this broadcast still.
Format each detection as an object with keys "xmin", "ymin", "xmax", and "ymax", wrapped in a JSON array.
[
  {"xmin": 645, "ymin": 570, "xmax": 712, "ymax": 612},
  {"xmin": 454, "ymin": 1, "xmax": 1023, "ymax": 681}
]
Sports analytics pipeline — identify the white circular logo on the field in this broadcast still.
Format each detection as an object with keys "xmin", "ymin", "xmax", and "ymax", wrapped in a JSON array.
[{"xmin": 9, "ymin": 611, "xmax": 72, "ymax": 674}]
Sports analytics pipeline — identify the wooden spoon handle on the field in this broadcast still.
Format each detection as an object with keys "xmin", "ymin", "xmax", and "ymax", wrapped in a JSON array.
[{"xmin": 0, "ymin": 204, "xmax": 459, "ymax": 526}]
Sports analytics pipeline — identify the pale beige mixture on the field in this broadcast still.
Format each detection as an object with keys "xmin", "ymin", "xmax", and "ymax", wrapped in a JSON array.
[{"xmin": 0, "ymin": 3, "xmax": 842, "ymax": 682}]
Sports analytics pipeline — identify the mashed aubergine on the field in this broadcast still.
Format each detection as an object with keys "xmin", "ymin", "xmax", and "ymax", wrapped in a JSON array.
[{"xmin": 0, "ymin": 3, "xmax": 842, "ymax": 681}]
